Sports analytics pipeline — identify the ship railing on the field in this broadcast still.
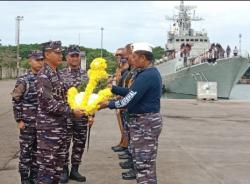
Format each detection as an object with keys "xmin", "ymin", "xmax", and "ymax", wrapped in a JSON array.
[
  {"xmin": 184, "ymin": 49, "xmax": 220, "ymax": 68},
  {"xmin": 154, "ymin": 56, "xmax": 174, "ymax": 65},
  {"xmin": 175, "ymin": 55, "xmax": 204, "ymax": 72}
]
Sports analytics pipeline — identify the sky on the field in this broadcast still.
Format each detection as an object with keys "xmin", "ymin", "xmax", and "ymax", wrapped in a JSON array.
[{"xmin": 0, "ymin": 1, "xmax": 250, "ymax": 53}]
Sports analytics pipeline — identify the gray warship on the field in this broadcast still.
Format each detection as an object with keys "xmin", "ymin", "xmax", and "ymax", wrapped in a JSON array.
[{"xmin": 155, "ymin": 1, "xmax": 250, "ymax": 98}]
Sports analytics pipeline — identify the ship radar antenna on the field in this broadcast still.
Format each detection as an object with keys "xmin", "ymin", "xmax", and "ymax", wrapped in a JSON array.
[{"xmin": 165, "ymin": 1, "xmax": 204, "ymax": 36}]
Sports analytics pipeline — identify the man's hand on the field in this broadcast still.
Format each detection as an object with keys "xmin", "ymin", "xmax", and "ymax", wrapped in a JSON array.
[
  {"xmin": 107, "ymin": 77, "xmax": 114, "ymax": 88},
  {"xmin": 17, "ymin": 120, "xmax": 25, "ymax": 129},
  {"xmin": 73, "ymin": 109, "xmax": 85, "ymax": 118},
  {"xmin": 88, "ymin": 116, "xmax": 94, "ymax": 128},
  {"xmin": 107, "ymin": 76, "xmax": 113, "ymax": 84},
  {"xmin": 107, "ymin": 83, "xmax": 112, "ymax": 88},
  {"xmin": 98, "ymin": 101, "xmax": 109, "ymax": 110}
]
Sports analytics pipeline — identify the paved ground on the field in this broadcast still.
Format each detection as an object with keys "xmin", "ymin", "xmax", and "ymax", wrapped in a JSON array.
[{"xmin": 1, "ymin": 79, "xmax": 250, "ymax": 184}]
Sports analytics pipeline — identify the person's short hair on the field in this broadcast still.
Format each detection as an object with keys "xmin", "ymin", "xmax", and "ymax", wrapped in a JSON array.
[
  {"xmin": 134, "ymin": 50, "xmax": 154, "ymax": 62},
  {"xmin": 115, "ymin": 48, "xmax": 124, "ymax": 56},
  {"xmin": 124, "ymin": 43, "xmax": 133, "ymax": 54}
]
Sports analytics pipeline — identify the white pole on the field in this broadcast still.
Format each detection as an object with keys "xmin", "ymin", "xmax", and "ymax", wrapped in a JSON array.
[
  {"xmin": 101, "ymin": 27, "xmax": 104, "ymax": 57},
  {"xmin": 15, "ymin": 16, "xmax": 23, "ymax": 77},
  {"xmin": 78, "ymin": 33, "xmax": 81, "ymax": 46},
  {"xmin": 239, "ymin": 33, "xmax": 242, "ymax": 56}
]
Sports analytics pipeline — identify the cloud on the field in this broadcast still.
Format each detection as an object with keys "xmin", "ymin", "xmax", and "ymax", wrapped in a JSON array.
[{"xmin": 0, "ymin": 1, "xmax": 249, "ymax": 53}]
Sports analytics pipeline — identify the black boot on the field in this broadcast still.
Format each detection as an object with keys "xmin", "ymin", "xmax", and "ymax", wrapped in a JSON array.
[
  {"xmin": 122, "ymin": 169, "xmax": 136, "ymax": 180},
  {"xmin": 111, "ymin": 145, "xmax": 120, "ymax": 151},
  {"xmin": 69, "ymin": 165, "xmax": 86, "ymax": 182},
  {"xmin": 118, "ymin": 149, "xmax": 130, "ymax": 157},
  {"xmin": 119, "ymin": 159, "xmax": 134, "ymax": 169},
  {"xmin": 60, "ymin": 165, "xmax": 69, "ymax": 183},
  {"xmin": 112, "ymin": 146, "xmax": 127, "ymax": 152},
  {"xmin": 20, "ymin": 173, "xmax": 31, "ymax": 184},
  {"xmin": 29, "ymin": 170, "xmax": 38, "ymax": 184},
  {"xmin": 118, "ymin": 153, "xmax": 132, "ymax": 160}
]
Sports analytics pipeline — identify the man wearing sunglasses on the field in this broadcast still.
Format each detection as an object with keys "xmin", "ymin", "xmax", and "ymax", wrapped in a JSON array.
[
  {"xmin": 111, "ymin": 48, "xmax": 130, "ymax": 153},
  {"xmin": 59, "ymin": 45, "xmax": 88, "ymax": 183},
  {"xmin": 12, "ymin": 50, "xmax": 44, "ymax": 184},
  {"xmin": 36, "ymin": 41, "xmax": 84, "ymax": 184}
]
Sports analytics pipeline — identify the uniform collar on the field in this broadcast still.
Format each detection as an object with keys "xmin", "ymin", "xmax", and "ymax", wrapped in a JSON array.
[
  {"xmin": 27, "ymin": 69, "xmax": 38, "ymax": 76},
  {"xmin": 44, "ymin": 63, "xmax": 59, "ymax": 75},
  {"xmin": 68, "ymin": 66, "xmax": 80, "ymax": 72}
]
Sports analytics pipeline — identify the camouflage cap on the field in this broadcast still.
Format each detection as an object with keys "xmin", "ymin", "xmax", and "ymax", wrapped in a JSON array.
[
  {"xmin": 28, "ymin": 50, "xmax": 44, "ymax": 59},
  {"xmin": 66, "ymin": 45, "xmax": 80, "ymax": 55},
  {"xmin": 41, "ymin": 40, "xmax": 63, "ymax": 53}
]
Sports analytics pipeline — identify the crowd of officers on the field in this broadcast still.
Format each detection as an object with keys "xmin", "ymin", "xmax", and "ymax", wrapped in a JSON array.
[
  {"xmin": 165, "ymin": 43, "xmax": 239, "ymax": 69},
  {"xmin": 199, "ymin": 44, "xmax": 239, "ymax": 64},
  {"xmin": 180, "ymin": 43, "xmax": 239, "ymax": 67},
  {"xmin": 11, "ymin": 41, "xmax": 163, "ymax": 184},
  {"xmin": 12, "ymin": 42, "xmax": 91, "ymax": 184}
]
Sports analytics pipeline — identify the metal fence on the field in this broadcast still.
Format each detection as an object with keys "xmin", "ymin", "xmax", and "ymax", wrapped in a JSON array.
[{"xmin": 0, "ymin": 67, "xmax": 27, "ymax": 79}]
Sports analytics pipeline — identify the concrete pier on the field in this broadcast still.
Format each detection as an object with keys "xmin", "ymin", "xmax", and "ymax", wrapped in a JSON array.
[{"xmin": 1, "ymin": 79, "xmax": 250, "ymax": 184}]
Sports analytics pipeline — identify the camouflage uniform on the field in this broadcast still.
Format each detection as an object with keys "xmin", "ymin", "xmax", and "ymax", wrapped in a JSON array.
[
  {"xmin": 60, "ymin": 66, "xmax": 88, "ymax": 166},
  {"xmin": 36, "ymin": 58, "xmax": 71, "ymax": 183},
  {"xmin": 129, "ymin": 66, "xmax": 163, "ymax": 184},
  {"xmin": 116, "ymin": 68, "xmax": 130, "ymax": 145},
  {"xmin": 108, "ymin": 51, "xmax": 163, "ymax": 183},
  {"xmin": 12, "ymin": 70, "xmax": 39, "ymax": 179},
  {"xmin": 122, "ymin": 68, "xmax": 143, "ymax": 159},
  {"xmin": 122, "ymin": 68, "xmax": 138, "ymax": 138},
  {"xmin": 129, "ymin": 113, "xmax": 162, "ymax": 184}
]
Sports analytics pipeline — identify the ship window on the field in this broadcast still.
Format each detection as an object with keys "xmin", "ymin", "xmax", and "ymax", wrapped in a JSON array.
[
  {"xmin": 181, "ymin": 39, "xmax": 184, "ymax": 41},
  {"xmin": 168, "ymin": 39, "xmax": 172, "ymax": 42},
  {"xmin": 195, "ymin": 39, "xmax": 198, "ymax": 42},
  {"xmin": 186, "ymin": 39, "xmax": 189, "ymax": 41},
  {"xmin": 204, "ymin": 39, "xmax": 208, "ymax": 42},
  {"xmin": 200, "ymin": 39, "xmax": 203, "ymax": 42},
  {"xmin": 176, "ymin": 39, "xmax": 179, "ymax": 42},
  {"xmin": 190, "ymin": 39, "xmax": 194, "ymax": 41}
]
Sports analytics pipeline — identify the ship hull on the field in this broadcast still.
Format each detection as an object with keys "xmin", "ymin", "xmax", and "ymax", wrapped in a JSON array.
[{"xmin": 156, "ymin": 57, "xmax": 250, "ymax": 98}]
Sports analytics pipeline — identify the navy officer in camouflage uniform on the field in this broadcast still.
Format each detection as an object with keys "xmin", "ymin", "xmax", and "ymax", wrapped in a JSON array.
[
  {"xmin": 36, "ymin": 41, "xmax": 84, "ymax": 184},
  {"xmin": 59, "ymin": 45, "xmax": 88, "ymax": 183},
  {"xmin": 119, "ymin": 43, "xmax": 138, "ymax": 180},
  {"xmin": 12, "ymin": 50, "xmax": 44, "ymax": 184},
  {"xmin": 99, "ymin": 42, "xmax": 163, "ymax": 184}
]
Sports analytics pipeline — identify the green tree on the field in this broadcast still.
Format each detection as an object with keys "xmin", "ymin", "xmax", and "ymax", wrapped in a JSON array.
[
  {"xmin": 19, "ymin": 44, "xmax": 41, "ymax": 59},
  {"xmin": 152, "ymin": 46, "xmax": 165, "ymax": 60},
  {"xmin": 0, "ymin": 48, "xmax": 17, "ymax": 68},
  {"xmin": 79, "ymin": 47, "xmax": 117, "ymax": 75},
  {"xmin": 20, "ymin": 58, "xmax": 29, "ymax": 69},
  {"xmin": 0, "ymin": 44, "xmax": 117, "ymax": 73}
]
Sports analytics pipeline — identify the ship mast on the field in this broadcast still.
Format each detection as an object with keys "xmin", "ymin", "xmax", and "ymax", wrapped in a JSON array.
[{"xmin": 166, "ymin": 0, "xmax": 203, "ymax": 36}]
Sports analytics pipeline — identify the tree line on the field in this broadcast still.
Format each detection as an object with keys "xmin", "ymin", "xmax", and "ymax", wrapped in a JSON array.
[
  {"xmin": 0, "ymin": 44, "xmax": 117, "ymax": 74},
  {"xmin": 0, "ymin": 44, "xmax": 166, "ymax": 75}
]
